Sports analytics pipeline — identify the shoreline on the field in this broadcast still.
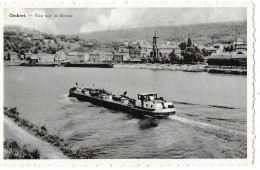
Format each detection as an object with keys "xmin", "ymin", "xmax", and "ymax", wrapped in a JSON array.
[
  {"xmin": 114, "ymin": 64, "xmax": 247, "ymax": 75},
  {"xmin": 4, "ymin": 62, "xmax": 247, "ymax": 75}
]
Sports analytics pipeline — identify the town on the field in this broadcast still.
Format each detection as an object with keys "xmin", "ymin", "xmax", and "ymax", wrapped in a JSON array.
[{"xmin": 4, "ymin": 25, "xmax": 247, "ymax": 74}]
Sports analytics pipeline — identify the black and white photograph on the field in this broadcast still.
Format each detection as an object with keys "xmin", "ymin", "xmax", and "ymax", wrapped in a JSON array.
[{"xmin": 1, "ymin": 1, "xmax": 254, "ymax": 165}]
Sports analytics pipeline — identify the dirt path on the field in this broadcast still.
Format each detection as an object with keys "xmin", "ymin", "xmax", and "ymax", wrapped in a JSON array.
[{"xmin": 4, "ymin": 116, "xmax": 68, "ymax": 159}]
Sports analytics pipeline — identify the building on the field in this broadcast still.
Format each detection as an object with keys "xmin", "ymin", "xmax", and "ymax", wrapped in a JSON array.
[
  {"xmin": 33, "ymin": 53, "xmax": 55, "ymax": 63},
  {"xmin": 118, "ymin": 47, "xmax": 130, "ymax": 53},
  {"xmin": 234, "ymin": 43, "xmax": 247, "ymax": 52},
  {"xmin": 146, "ymin": 31, "xmax": 181, "ymax": 63},
  {"xmin": 4, "ymin": 52, "xmax": 19, "ymax": 62},
  {"xmin": 151, "ymin": 31, "xmax": 160, "ymax": 61},
  {"xmin": 44, "ymin": 39, "xmax": 55, "ymax": 43},
  {"xmin": 55, "ymin": 50, "xmax": 67, "ymax": 62},
  {"xmin": 67, "ymin": 52, "xmax": 89, "ymax": 62},
  {"xmin": 204, "ymin": 47, "xmax": 217, "ymax": 56},
  {"xmin": 139, "ymin": 43, "xmax": 152, "ymax": 58},
  {"xmin": 32, "ymin": 34, "xmax": 44, "ymax": 41},
  {"xmin": 212, "ymin": 43, "xmax": 224, "ymax": 53},
  {"xmin": 24, "ymin": 52, "xmax": 33, "ymax": 59},
  {"xmin": 207, "ymin": 52, "xmax": 247, "ymax": 67},
  {"xmin": 233, "ymin": 38, "xmax": 244, "ymax": 45},
  {"xmin": 232, "ymin": 38, "xmax": 247, "ymax": 52},
  {"xmin": 89, "ymin": 52, "xmax": 113, "ymax": 62},
  {"xmin": 113, "ymin": 52, "xmax": 130, "ymax": 63},
  {"xmin": 28, "ymin": 56, "xmax": 40, "ymax": 63}
]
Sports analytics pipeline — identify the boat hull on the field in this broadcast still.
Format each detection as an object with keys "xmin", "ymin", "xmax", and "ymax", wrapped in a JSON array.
[{"xmin": 69, "ymin": 91, "xmax": 175, "ymax": 118}]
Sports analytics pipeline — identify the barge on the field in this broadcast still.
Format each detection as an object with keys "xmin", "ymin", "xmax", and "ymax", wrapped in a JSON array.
[
  {"xmin": 69, "ymin": 85, "xmax": 175, "ymax": 118},
  {"xmin": 64, "ymin": 62, "xmax": 113, "ymax": 68},
  {"xmin": 20, "ymin": 63, "xmax": 58, "ymax": 67}
]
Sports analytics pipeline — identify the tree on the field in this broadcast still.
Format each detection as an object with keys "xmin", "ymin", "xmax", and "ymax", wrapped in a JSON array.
[
  {"xmin": 201, "ymin": 48, "xmax": 208, "ymax": 56},
  {"xmin": 33, "ymin": 49, "xmax": 38, "ymax": 54},
  {"xmin": 181, "ymin": 47, "xmax": 204, "ymax": 63},
  {"xmin": 169, "ymin": 49, "xmax": 180, "ymax": 64},
  {"xmin": 187, "ymin": 37, "xmax": 192, "ymax": 47},
  {"xmin": 178, "ymin": 42, "xmax": 187, "ymax": 50}
]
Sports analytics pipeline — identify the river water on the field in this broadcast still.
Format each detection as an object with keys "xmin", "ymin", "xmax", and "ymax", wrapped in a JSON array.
[{"xmin": 4, "ymin": 66, "xmax": 247, "ymax": 158}]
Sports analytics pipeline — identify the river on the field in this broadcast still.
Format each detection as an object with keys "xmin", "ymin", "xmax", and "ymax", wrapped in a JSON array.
[{"xmin": 4, "ymin": 66, "xmax": 247, "ymax": 158}]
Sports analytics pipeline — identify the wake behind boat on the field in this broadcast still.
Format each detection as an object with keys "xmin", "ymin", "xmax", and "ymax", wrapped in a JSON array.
[{"xmin": 68, "ymin": 84, "xmax": 176, "ymax": 118}]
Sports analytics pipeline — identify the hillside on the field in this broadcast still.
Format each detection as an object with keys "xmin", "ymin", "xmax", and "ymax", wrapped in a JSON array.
[
  {"xmin": 4, "ymin": 21, "xmax": 247, "ymax": 55},
  {"xmin": 80, "ymin": 21, "xmax": 247, "ymax": 45}
]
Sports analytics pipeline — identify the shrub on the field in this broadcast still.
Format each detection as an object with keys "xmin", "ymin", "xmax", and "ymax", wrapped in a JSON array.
[{"xmin": 4, "ymin": 139, "xmax": 41, "ymax": 159}]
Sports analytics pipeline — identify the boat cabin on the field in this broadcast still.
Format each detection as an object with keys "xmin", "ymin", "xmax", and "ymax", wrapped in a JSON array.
[
  {"xmin": 135, "ymin": 93, "xmax": 173, "ymax": 110},
  {"xmin": 138, "ymin": 93, "xmax": 157, "ymax": 101}
]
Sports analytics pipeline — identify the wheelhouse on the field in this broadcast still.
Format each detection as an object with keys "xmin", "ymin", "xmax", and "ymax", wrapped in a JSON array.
[{"xmin": 138, "ymin": 93, "xmax": 157, "ymax": 101}]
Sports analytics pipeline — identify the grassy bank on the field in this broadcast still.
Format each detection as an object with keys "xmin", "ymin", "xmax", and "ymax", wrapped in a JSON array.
[
  {"xmin": 4, "ymin": 107, "xmax": 94, "ymax": 159},
  {"xmin": 4, "ymin": 139, "xmax": 40, "ymax": 159}
]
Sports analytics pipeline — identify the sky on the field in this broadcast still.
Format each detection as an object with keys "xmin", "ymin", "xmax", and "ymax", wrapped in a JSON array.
[{"xmin": 4, "ymin": 8, "xmax": 247, "ymax": 35}]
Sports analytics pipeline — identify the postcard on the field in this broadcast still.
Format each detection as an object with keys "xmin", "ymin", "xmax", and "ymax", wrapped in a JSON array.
[{"xmin": 0, "ymin": 0, "xmax": 254, "ymax": 166}]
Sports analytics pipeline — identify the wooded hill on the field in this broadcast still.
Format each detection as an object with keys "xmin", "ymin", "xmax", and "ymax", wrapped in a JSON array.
[{"xmin": 80, "ymin": 21, "xmax": 247, "ymax": 45}]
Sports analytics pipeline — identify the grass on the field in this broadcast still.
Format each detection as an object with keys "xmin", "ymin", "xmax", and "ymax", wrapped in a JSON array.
[
  {"xmin": 4, "ymin": 139, "xmax": 40, "ymax": 159},
  {"xmin": 4, "ymin": 107, "xmax": 95, "ymax": 159}
]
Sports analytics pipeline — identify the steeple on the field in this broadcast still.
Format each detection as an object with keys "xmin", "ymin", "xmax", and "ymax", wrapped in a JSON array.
[
  {"xmin": 152, "ymin": 30, "xmax": 159, "ymax": 60},
  {"xmin": 154, "ymin": 30, "xmax": 159, "ymax": 38}
]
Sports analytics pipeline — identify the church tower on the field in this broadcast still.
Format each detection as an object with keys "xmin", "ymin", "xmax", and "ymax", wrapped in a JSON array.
[{"xmin": 152, "ymin": 30, "xmax": 159, "ymax": 60}]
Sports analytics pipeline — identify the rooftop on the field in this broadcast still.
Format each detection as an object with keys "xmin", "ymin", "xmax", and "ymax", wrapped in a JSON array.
[
  {"xmin": 139, "ymin": 93, "xmax": 156, "ymax": 96},
  {"xmin": 68, "ymin": 52, "xmax": 87, "ymax": 56}
]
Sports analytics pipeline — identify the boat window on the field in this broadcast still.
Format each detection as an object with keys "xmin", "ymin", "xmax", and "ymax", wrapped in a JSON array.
[
  {"xmin": 146, "ymin": 104, "xmax": 148, "ymax": 107},
  {"xmin": 151, "ymin": 105, "xmax": 153, "ymax": 108}
]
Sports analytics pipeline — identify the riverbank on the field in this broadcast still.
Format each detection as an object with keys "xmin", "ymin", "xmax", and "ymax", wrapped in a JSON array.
[
  {"xmin": 114, "ymin": 63, "xmax": 206, "ymax": 72},
  {"xmin": 114, "ymin": 64, "xmax": 247, "ymax": 75},
  {"xmin": 4, "ymin": 62, "xmax": 247, "ymax": 75},
  {"xmin": 4, "ymin": 117, "xmax": 67, "ymax": 159},
  {"xmin": 4, "ymin": 107, "xmax": 95, "ymax": 159}
]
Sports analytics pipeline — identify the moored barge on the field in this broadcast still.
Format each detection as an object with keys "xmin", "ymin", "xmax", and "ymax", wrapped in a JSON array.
[
  {"xmin": 64, "ymin": 62, "xmax": 113, "ymax": 68},
  {"xmin": 69, "ymin": 85, "xmax": 175, "ymax": 118}
]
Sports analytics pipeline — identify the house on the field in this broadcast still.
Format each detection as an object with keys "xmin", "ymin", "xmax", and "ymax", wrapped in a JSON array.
[
  {"xmin": 32, "ymin": 35, "xmax": 44, "ymax": 41},
  {"xmin": 25, "ymin": 37, "xmax": 32, "ymax": 41},
  {"xmin": 234, "ymin": 43, "xmax": 247, "ymax": 52},
  {"xmin": 44, "ymin": 39, "xmax": 55, "ymax": 43},
  {"xmin": 89, "ymin": 52, "xmax": 113, "ymax": 62},
  {"xmin": 24, "ymin": 52, "xmax": 33, "ymax": 59},
  {"xmin": 204, "ymin": 47, "xmax": 218, "ymax": 56},
  {"xmin": 28, "ymin": 56, "xmax": 40, "ymax": 63},
  {"xmin": 33, "ymin": 53, "xmax": 55, "ymax": 63},
  {"xmin": 212, "ymin": 43, "xmax": 224, "ymax": 53},
  {"xmin": 139, "ymin": 43, "xmax": 152, "ymax": 58},
  {"xmin": 67, "ymin": 52, "xmax": 89, "ymax": 62},
  {"xmin": 55, "ymin": 50, "xmax": 67, "ymax": 62},
  {"xmin": 233, "ymin": 38, "xmax": 244, "ymax": 45},
  {"xmin": 113, "ymin": 53, "xmax": 130, "ymax": 63},
  {"xmin": 118, "ymin": 47, "xmax": 129, "ymax": 53},
  {"xmin": 4, "ymin": 52, "xmax": 19, "ymax": 62},
  {"xmin": 197, "ymin": 45, "xmax": 205, "ymax": 51}
]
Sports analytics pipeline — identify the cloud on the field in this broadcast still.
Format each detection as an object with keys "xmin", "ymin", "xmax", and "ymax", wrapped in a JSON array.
[
  {"xmin": 79, "ymin": 8, "xmax": 147, "ymax": 33},
  {"xmin": 4, "ymin": 8, "xmax": 59, "ymax": 34},
  {"xmin": 4, "ymin": 8, "xmax": 246, "ymax": 34}
]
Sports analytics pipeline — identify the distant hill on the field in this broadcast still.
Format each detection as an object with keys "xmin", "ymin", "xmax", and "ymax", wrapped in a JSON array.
[{"xmin": 80, "ymin": 21, "xmax": 247, "ymax": 45}]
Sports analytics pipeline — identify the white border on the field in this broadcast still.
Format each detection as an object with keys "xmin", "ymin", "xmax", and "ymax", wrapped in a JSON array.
[{"xmin": 0, "ymin": 0, "xmax": 255, "ymax": 166}]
